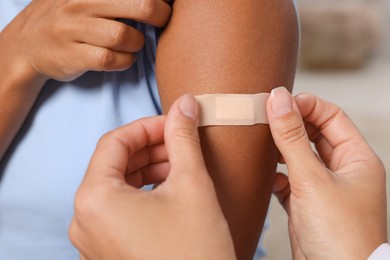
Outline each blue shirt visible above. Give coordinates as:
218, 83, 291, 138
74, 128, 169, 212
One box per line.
0, 1, 161, 259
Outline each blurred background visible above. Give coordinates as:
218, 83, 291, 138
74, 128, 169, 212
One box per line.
263, 0, 390, 258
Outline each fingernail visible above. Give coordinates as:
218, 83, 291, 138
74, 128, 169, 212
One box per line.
270, 87, 293, 115
179, 94, 198, 121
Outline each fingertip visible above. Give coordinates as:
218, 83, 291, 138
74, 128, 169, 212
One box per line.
269, 87, 293, 116
267, 87, 304, 134
272, 173, 291, 213
294, 92, 309, 106
164, 94, 204, 176
165, 94, 199, 136
294, 92, 312, 101
178, 94, 198, 122
273, 172, 289, 193
278, 154, 286, 164
294, 93, 316, 118
267, 89, 319, 175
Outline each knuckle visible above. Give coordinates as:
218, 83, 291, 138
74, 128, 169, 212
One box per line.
129, 31, 145, 51
375, 157, 386, 172
279, 120, 307, 144
61, 0, 85, 13
331, 105, 344, 121
95, 131, 126, 152
96, 132, 112, 149
331, 103, 342, 115
110, 24, 128, 47
74, 189, 96, 217
116, 54, 135, 71
74, 186, 110, 221
173, 126, 200, 144
94, 48, 116, 70
136, 0, 156, 20
68, 220, 80, 247
364, 153, 386, 174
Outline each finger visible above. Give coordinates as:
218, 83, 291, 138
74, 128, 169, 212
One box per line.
68, 219, 86, 258
126, 162, 170, 187
278, 154, 286, 164
304, 122, 334, 166
85, 116, 166, 185
267, 87, 323, 179
295, 93, 376, 168
126, 143, 168, 173
76, 18, 145, 53
295, 93, 364, 149
89, 0, 172, 28
140, 162, 170, 185
164, 94, 208, 179
272, 172, 291, 214
74, 43, 136, 72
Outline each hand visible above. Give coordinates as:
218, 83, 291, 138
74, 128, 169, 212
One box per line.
267, 87, 387, 259
69, 95, 236, 260
0, 0, 171, 82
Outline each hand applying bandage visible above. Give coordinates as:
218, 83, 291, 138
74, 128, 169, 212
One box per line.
69, 89, 388, 260
69, 94, 235, 260
268, 87, 388, 259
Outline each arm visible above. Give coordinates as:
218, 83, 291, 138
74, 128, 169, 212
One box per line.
0, 30, 45, 159
156, 0, 299, 258
0, 0, 171, 160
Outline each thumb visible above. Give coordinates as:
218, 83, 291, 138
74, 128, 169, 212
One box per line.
164, 94, 208, 178
267, 87, 321, 179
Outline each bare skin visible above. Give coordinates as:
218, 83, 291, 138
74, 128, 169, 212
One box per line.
0, 0, 171, 159
2, 1, 298, 258
70, 95, 236, 260
70, 91, 387, 259
270, 90, 387, 260
156, 0, 299, 258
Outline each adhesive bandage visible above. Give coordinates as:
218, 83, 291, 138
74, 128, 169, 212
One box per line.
195, 93, 270, 127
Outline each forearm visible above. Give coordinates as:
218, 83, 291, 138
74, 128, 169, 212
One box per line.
0, 68, 45, 159
0, 38, 45, 159
156, 0, 299, 258
0, 12, 48, 159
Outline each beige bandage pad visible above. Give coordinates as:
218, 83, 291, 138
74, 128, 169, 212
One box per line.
195, 93, 270, 127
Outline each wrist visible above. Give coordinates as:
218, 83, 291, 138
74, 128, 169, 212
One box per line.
0, 22, 48, 94
0, 54, 46, 159
0, 16, 48, 159
0, 53, 47, 95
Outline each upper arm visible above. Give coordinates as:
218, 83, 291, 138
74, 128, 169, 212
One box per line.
156, 0, 299, 258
